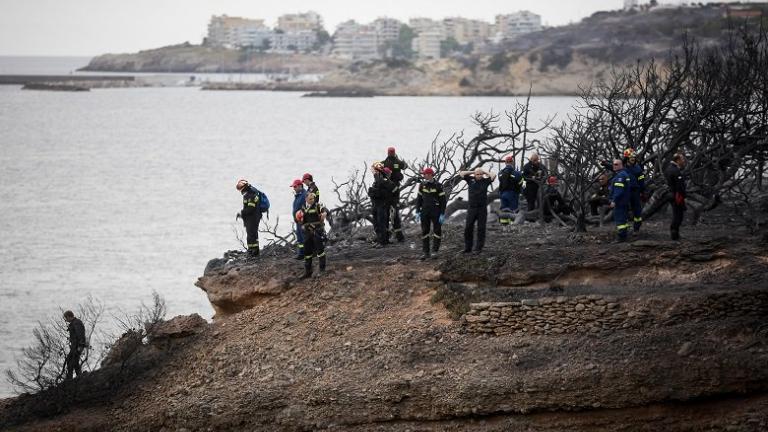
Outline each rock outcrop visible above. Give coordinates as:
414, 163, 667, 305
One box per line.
3, 220, 768, 431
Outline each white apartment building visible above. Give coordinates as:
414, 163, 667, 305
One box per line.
270, 30, 318, 53
412, 31, 443, 59
443, 17, 493, 44
373, 17, 403, 43
277, 11, 324, 32
408, 18, 446, 37
624, 0, 640, 10
333, 21, 380, 60
207, 15, 271, 48
494, 11, 543, 39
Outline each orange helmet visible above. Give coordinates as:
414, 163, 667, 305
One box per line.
236, 179, 249, 191
504, 155, 514, 163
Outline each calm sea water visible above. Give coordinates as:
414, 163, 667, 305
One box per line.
0, 62, 576, 397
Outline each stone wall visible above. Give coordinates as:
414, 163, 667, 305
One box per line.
463, 290, 768, 336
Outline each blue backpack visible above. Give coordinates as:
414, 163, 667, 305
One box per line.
249, 185, 270, 213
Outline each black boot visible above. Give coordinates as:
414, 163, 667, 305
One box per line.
432, 237, 441, 253
301, 258, 313, 279
319, 255, 326, 273
671, 230, 680, 241
421, 238, 431, 260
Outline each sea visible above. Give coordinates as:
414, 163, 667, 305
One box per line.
0, 56, 576, 397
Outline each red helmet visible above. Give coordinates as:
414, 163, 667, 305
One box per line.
547, 176, 558, 185
623, 148, 636, 158
504, 155, 514, 163
302, 173, 313, 181
387, 146, 396, 155
290, 179, 303, 188
236, 179, 249, 191
422, 167, 435, 176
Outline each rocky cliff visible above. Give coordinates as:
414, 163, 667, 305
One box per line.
2, 218, 767, 431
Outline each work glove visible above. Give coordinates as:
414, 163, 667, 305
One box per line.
415, 212, 421, 222
674, 192, 685, 206
438, 214, 445, 224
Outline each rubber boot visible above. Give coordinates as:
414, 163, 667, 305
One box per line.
301, 258, 313, 279
420, 238, 430, 260
671, 229, 680, 241
432, 237, 441, 253
319, 256, 326, 273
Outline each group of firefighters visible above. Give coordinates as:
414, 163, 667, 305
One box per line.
234, 146, 689, 276
59, 148, 690, 382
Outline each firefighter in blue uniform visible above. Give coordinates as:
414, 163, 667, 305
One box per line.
236, 179, 261, 258
291, 179, 307, 260
609, 159, 631, 242
415, 167, 447, 260
623, 148, 646, 233
498, 155, 525, 225
295, 192, 328, 278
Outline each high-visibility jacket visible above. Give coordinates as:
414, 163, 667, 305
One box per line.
416, 180, 447, 215
609, 169, 631, 206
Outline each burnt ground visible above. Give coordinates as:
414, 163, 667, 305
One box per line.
1, 214, 767, 431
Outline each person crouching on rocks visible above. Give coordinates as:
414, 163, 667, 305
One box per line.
295, 193, 328, 278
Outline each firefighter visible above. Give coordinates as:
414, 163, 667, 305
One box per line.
543, 176, 572, 223
498, 155, 525, 225
381, 147, 408, 242
236, 179, 262, 258
609, 159, 631, 242
522, 153, 544, 210
368, 163, 397, 247
303, 173, 320, 201
623, 148, 646, 233
291, 179, 307, 260
458, 168, 496, 253
295, 192, 328, 278
589, 173, 611, 216
665, 152, 687, 241
415, 167, 446, 260
63, 310, 86, 380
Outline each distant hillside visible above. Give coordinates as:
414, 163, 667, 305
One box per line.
82, 5, 765, 95
81, 42, 344, 75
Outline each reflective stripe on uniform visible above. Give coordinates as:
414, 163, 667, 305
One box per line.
634, 217, 642, 222
616, 224, 629, 230
317, 252, 326, 258
637, 175, 645, 180
432, 234, 441, 239
613, 183, 625, 187
422, 234, 431, 239
438, 192, 445, 196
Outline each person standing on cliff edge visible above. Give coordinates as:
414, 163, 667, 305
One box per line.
64, 310, 86, 380
381, 147, 408, 242
665, 153, 687, 241
458, 167, 496, 253
291, 179, 307, 260
236, 179, 264, 259
295, 193, 328, 278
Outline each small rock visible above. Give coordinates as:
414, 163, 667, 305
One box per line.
677, 342, 693, 356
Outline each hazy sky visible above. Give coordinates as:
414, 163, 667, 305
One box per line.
0, 0, 706, 56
